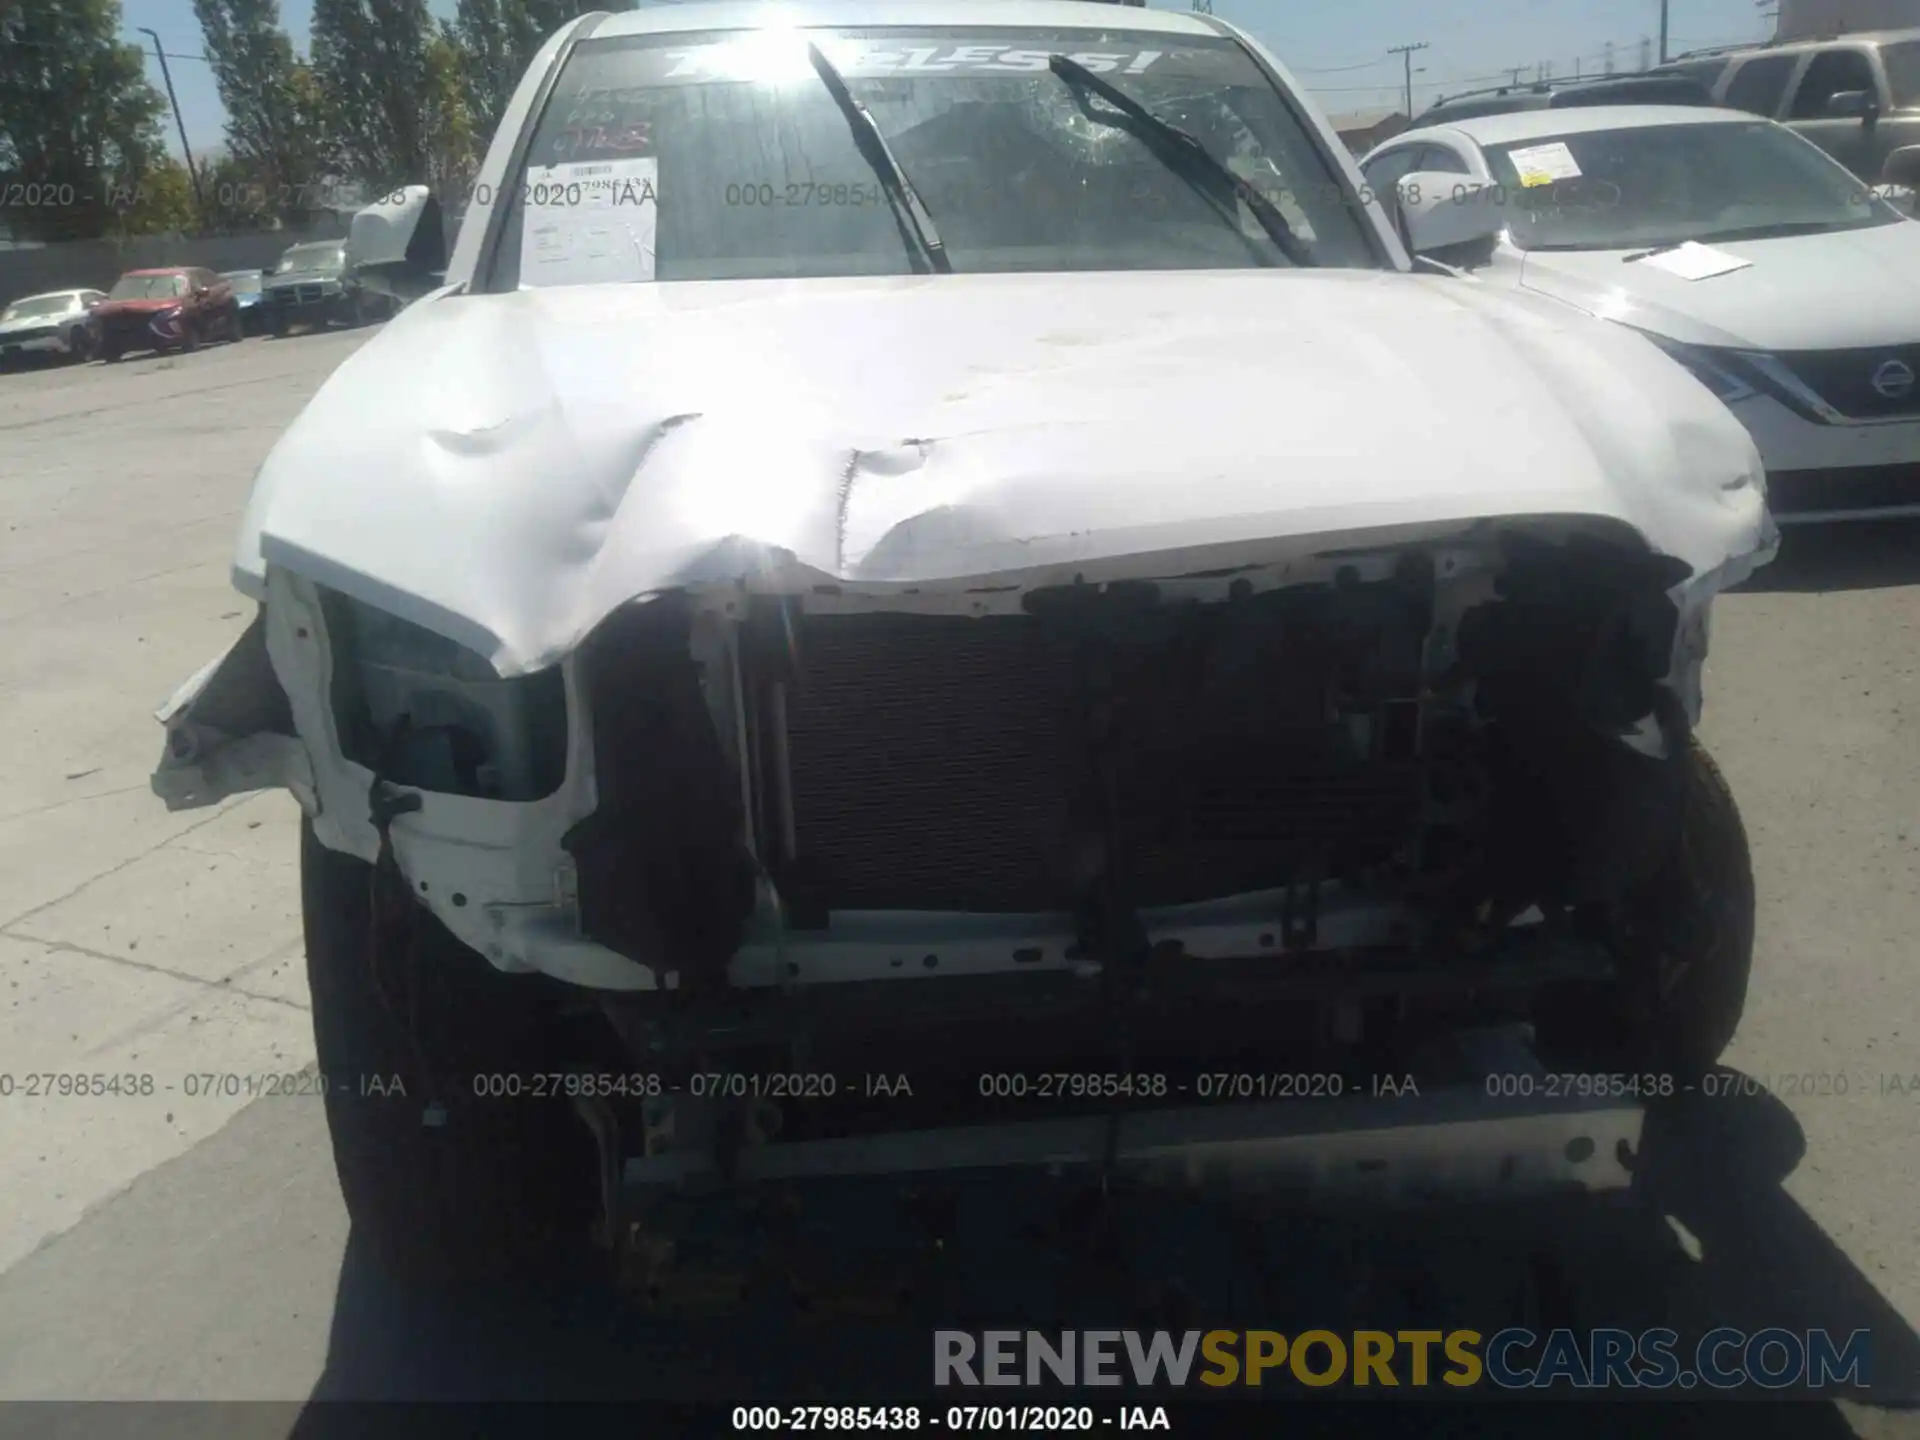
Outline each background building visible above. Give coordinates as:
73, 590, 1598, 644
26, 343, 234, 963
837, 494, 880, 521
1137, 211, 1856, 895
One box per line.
1328, 109, 1412, 155
1775, 0, 1919, 37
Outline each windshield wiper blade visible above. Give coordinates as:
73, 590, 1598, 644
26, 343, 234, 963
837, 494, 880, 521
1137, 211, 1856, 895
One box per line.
806, 42, 950, 274
1046, 53, 1314, 268
1621, 240, 1690, 262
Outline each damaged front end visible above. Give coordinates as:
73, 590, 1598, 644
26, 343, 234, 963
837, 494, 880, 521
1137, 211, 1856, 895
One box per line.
156, 512, 1755, 1248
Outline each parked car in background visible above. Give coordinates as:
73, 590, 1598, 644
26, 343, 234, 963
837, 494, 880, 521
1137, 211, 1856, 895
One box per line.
221, 269, 268, 335
89, 268, 241, 361
0, 288, 105, 366
1651, 29, 1920, 186
261, 240, 392, 334
1363, 104, 1920, 521
1417, 72, 1714, 125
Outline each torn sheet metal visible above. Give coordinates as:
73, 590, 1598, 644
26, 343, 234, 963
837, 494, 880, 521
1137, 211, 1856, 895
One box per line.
232, 267, 1771, 677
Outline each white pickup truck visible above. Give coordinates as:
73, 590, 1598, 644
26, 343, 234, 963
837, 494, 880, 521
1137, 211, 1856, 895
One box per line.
153, 0, 1776, 1300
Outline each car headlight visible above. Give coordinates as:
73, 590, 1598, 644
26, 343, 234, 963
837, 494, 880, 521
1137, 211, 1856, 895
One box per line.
319, 590, 567, 801
1638, 333, 1758, 404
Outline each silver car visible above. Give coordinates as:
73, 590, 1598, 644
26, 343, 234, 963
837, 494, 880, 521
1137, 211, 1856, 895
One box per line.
0, 288, 106, 365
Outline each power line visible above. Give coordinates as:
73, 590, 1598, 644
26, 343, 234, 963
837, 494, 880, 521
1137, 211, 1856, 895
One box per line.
1293, 54, 1397, 74
0, 34, 208, 61
1308, 29, 1669, 97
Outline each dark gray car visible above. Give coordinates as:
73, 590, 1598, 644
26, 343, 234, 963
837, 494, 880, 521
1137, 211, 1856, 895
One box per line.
261, 240, 389, 335
1655, 29, 1920, 187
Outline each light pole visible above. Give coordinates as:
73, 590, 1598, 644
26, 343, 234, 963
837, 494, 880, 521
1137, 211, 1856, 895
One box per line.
1658, 0, 1670, 62
137, 27, 205, 225
1388, 41, 1429, 117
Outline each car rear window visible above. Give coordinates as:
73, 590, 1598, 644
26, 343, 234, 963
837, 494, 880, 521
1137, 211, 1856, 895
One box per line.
482, 25, 1385, 288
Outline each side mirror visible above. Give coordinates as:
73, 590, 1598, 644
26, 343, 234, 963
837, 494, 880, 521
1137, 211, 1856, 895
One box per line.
1398, 172, 1506, 258
1825, 88, 1877, 120
1882, 144, 1920, 189
349, 185, 447, 307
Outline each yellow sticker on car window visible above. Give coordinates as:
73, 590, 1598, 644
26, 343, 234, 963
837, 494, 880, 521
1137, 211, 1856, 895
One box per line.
1507, 141, 1583, 189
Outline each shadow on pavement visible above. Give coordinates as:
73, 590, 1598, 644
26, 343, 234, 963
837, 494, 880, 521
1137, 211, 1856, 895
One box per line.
285, 1077, 1920, 1435
1737, 521, 1920, 595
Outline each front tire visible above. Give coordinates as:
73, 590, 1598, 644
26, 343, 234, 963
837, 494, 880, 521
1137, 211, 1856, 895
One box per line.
302, 822, 597, 1292
1537, 737, 1756, 1077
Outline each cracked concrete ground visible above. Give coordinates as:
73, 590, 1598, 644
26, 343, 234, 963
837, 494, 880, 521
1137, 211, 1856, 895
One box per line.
0, 333, 355, 1274
0, 327, 1916, 1420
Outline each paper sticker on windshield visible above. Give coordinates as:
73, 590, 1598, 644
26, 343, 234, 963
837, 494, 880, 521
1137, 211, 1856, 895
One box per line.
1633, 241, 1752, 281
520, 157, 658, 288
1507, 142, 1582, 188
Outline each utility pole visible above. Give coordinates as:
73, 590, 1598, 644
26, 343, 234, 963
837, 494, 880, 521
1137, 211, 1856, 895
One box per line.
1658, 0, 1670, 61
1506, 65, 1526, 85
1605, 40, 1617, 74
1388, 41, 1429, 117
137, 27, 204, 226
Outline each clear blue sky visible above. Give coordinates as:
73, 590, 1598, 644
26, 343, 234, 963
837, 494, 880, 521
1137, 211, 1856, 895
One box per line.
118, 0, 1777, 159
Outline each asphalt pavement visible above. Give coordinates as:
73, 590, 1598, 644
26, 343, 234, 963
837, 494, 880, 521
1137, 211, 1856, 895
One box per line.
0, 331, 1916, 1433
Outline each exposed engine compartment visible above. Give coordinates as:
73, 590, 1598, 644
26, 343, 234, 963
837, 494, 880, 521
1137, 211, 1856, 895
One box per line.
560, 526, 1696, 1017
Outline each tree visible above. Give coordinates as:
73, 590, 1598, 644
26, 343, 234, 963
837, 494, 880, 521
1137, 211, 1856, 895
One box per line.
0, 0, 171, 240
106, 154, 197, 235
424, 24, 479, 195
449, 0, 581, 152
309, 0, 433, 188
191, 0, 327, 222
198, 148, 278, 231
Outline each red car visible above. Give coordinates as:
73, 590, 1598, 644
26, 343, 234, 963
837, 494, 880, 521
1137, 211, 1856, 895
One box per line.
89, 266, 241, 361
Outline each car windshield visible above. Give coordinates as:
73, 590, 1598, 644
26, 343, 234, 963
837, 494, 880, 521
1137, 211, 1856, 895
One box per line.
222, 271, 263, 294
2, 295, 73, 319
1484, 119, 1901, 251
487, 25, 1382, 287
1883, 38, 1920, 107
277, 244, 345, 274
107, 274, 188, 300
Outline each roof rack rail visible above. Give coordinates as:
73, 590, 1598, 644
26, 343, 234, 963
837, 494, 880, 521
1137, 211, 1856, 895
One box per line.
1426, 81, 1550, 107
1668, 33, 1820, 60
1425, 70, 1691, 111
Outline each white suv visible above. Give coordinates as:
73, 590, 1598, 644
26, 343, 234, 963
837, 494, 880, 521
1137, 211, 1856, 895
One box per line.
1364, 104, 1920, 521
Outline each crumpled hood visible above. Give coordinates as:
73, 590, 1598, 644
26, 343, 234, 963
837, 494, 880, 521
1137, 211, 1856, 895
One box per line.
265, 270, 341, 287
1517, 218, 1920, 350
237, 269, 1770, 676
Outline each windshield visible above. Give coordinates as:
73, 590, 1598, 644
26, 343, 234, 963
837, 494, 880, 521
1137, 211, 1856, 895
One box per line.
2, 294, 74, 319
107, 273, 188, 300
487, 26, 1381, 287
1884, 38, 1920, 107
277, 244, 346, 275
1485, 119, 1901, 251
222, 271, 263, 294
